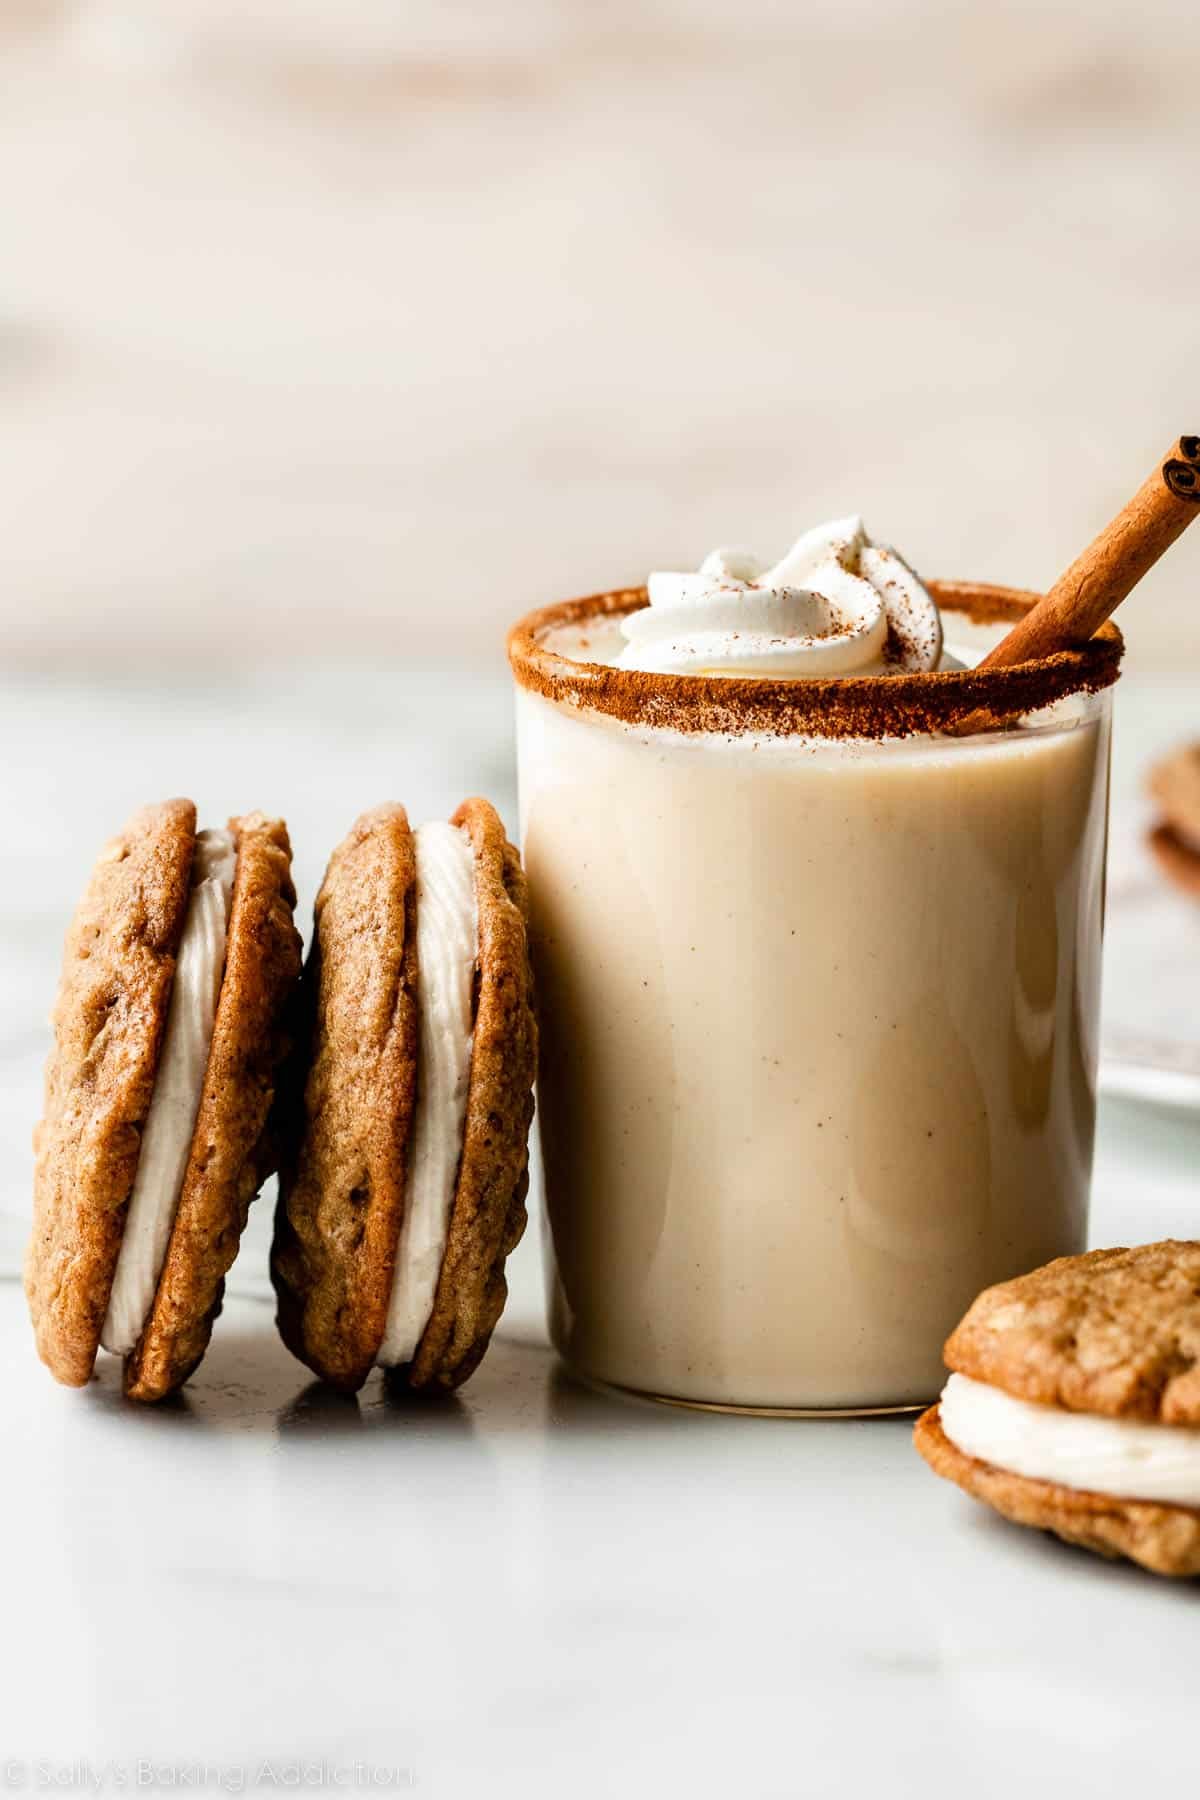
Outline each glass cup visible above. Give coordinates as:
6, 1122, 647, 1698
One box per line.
508, 583, 1121, 1414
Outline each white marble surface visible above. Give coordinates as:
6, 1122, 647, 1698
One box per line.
1, 664, 1199, 1797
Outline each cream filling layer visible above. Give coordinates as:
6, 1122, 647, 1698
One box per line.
377, 821, 479, 1368
939, 1372, 1200, 1508
101, 829, 236, 1356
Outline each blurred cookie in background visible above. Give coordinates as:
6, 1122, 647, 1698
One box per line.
1148, 743, 1200, 899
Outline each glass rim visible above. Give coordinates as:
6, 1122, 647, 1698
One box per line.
507, 580, 1123, 741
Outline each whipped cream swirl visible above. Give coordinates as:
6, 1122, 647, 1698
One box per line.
619, 516, 944, 678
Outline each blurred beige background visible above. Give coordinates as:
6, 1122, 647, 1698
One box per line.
1, 0, 1198, 674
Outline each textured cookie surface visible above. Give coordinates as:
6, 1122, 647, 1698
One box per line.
915, 1405, 1200, 1578
945, 1241, 1200, 1424
405, 797, 537, 1392
124, 814, 302, 1401
26, 799, 197, 1386
271, 805, 420, 1392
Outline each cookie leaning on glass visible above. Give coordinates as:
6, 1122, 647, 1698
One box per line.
270, 798, 537, 1395
26, 800, 302, 1401
916, 1242, 1200, 1578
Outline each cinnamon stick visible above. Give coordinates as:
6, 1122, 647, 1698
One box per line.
978, 435, 1200, 671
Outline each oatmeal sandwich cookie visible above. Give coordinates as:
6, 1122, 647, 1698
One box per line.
1147, 742, 1200, 899
916, 1241, 1200, 1577
271, 798, 536, 1394
26, 800, 302, 1401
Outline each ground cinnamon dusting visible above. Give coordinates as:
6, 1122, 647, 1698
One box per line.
507, 581, 1123, 740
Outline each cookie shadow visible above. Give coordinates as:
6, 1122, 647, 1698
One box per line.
276, 1379, 366, 1435
85, 1311, 800, 1443
85, 1302, 321, 1433
968, 1502, 1200, 1597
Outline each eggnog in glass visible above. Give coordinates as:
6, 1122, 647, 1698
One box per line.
509, 520, 1120, 1413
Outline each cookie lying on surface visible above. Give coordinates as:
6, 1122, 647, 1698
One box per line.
915, 1241, 1200, 1577
1148, 743, 1200, 899
271, 798, 537, 1395
26, 800, 302, 1401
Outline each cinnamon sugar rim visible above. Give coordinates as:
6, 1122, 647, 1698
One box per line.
507, 580, 1123, 740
